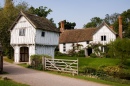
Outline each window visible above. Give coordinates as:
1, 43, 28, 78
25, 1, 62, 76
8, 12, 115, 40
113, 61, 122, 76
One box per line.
63, 43, 66, 52
86, 41, 89, 44
101, 35, 106, 41
41, 32, 45, 37
72, 43, 75, 50
19, 28, 25, 36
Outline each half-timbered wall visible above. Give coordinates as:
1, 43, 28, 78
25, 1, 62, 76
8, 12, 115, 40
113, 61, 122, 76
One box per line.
10, 16, 36, 45
93, 26, 116, 45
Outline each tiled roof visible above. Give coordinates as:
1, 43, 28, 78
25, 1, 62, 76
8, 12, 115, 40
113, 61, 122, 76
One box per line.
10, 11, 59, 32
59, 28, 96, 43
59, 21, 117, 44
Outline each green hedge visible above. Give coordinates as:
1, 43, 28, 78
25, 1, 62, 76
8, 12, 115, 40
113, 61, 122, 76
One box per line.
80, 66, 130, 85
30, 54, 51, 70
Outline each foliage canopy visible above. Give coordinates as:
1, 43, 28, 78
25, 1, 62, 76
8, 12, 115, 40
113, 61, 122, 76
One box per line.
107, 38, 130, 64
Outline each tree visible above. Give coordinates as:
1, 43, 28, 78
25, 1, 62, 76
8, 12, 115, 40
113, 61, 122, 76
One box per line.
104, 13, 119, 25
0, 0, 56, 58
0, 0, 18, 58
110, 9, 130, 38
84, 17, 102, 28
28, 6, 52, 18
0, 0, 29, 58
28, 6, 56, 26
121, 9, 130, 38
107, 38, 130, 65
15, 1, 29, 11
58, 20, 76, 29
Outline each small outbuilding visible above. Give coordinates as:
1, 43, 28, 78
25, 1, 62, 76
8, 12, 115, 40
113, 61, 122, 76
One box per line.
10, 11, 59, 64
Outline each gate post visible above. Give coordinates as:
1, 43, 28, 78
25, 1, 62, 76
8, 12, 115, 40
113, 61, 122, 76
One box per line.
42, 57, 45, 71
0, 43, 3, 74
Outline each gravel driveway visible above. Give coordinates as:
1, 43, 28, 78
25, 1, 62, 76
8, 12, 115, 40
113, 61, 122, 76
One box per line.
2, 61, 108, 86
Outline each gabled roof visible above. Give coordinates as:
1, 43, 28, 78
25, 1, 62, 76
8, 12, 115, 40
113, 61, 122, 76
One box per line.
10, 11, 59, 32
94, 21, 117, 35
59, 21, 117, 44
59, 28, 96, 43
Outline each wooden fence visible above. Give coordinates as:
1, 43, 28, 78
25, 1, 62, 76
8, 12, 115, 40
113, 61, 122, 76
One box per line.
43, 58, 78, 75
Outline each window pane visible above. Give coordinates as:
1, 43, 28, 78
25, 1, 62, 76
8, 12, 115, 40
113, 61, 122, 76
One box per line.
63, 43, 66, 52
101, 36, 103, 41
86, 41, 89, 44
41, 32, 45, 37
19, 28, 25, 36
104, 36, 106, 41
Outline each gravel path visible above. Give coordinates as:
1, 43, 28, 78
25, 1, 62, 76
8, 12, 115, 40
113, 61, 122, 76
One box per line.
2, 61, 108, 86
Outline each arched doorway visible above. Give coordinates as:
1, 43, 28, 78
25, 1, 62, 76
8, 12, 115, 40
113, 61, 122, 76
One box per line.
20, 47, 29, 62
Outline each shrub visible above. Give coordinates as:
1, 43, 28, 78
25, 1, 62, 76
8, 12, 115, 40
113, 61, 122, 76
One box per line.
107, 38, 130, 64
30, 54, 52, 70
67, 49, 85, 57
103, 66, 120, 77
82, 66, 97, 75
76, 50, 85, 57
90, 53, 97, 58
55, 51, 68, 56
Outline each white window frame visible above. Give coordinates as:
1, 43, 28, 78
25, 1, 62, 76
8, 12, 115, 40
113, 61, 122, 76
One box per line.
101, 35, 106, 41
19, 28, 26, 36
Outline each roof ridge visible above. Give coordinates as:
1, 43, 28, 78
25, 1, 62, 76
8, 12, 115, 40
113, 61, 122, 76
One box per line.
10, 11, 59, 32
64, 28, 96, 32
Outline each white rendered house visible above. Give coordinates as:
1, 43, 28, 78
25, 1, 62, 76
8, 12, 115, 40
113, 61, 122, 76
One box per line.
59, 21, 117, 56
10, 11, 59, 64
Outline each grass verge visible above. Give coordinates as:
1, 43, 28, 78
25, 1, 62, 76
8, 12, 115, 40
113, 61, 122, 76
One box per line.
3, 56, 14, 63
0, 77, 28, 86
46, 71, 130, 86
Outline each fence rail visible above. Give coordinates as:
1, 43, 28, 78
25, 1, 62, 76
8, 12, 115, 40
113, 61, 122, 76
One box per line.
43, 58, 78, 75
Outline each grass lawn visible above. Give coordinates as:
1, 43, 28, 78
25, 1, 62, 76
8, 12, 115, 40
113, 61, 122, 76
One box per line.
55, 56, 121, 69
0, 78, 28, 86
55, 56, 130, 86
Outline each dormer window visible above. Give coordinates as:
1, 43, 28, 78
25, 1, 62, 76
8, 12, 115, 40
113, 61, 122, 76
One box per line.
19, 28, 25, 36
41, 32, 45, 37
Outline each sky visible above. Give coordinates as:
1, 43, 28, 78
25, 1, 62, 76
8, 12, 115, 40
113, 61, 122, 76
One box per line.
0, 0, 130, 28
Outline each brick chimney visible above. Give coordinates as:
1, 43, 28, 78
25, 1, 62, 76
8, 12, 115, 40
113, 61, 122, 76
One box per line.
60, 21, 65, 33
110, 25, 113, 30
118, 15, 122, 39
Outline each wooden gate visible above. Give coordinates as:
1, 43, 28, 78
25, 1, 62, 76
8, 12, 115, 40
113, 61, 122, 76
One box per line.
43, 58, 78, 75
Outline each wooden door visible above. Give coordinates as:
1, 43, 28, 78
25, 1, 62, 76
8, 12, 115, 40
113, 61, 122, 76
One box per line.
20, 47, 29, 62
87, 48, 92, 56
